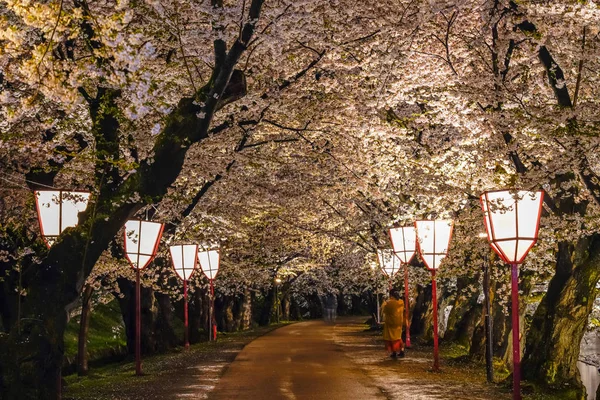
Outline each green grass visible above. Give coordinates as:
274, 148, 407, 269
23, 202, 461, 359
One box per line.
64, 300, 127, 365
63, 323, 291, 399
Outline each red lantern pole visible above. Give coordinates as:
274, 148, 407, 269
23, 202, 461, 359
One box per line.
431, 269, 440, 372
135, 268, 142, 376
184, 279, 189, 349
404, 263, 411, 348
511, 263, 521, 400
209, 280, 214, 341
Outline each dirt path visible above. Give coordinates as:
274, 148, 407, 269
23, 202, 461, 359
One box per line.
65, 318, 511, 399
333, 318, 511, 399
209, 320, 385, 400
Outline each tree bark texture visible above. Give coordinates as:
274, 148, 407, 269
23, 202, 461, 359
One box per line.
76, 285, 94, 376
523, 236, 600, 396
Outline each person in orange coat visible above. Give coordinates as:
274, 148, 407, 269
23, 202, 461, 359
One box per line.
382, 289, 405, 358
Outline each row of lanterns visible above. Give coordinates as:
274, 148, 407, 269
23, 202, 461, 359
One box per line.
376, 189, 544, 400
33, 188, 544, 399
34, 191, 220, 376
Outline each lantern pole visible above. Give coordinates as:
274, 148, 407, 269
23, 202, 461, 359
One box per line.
135, 267, 142, 376
431, 269, 440, 372
376, 291, 380, 324
209, 279, 215, 341
510, 263, 521, 400
184, 279, 189, 349
404, 263, 411, 348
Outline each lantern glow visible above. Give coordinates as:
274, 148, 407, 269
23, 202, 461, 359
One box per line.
376, 248, 401, 278
389, 226, 417, 264
170, 244, 198, 281
480, 190, 544, 264
389, 225, 417, 348
480, 189, 543, 400
34, 190, 91, 247
198, 247, 220, 280
415, 219, 454, 270
124, 220, 164, 270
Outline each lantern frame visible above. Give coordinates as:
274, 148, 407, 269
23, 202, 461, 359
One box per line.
376, 248, 402, 278
415, 219, 454, 271
124, 219, 164, 270
198, 245, 220, 342
389, 226, 417, 264
198, 246, 220, 281
34, 190, 91, 248
480, 189, 544, 265
169, 244, 198, 281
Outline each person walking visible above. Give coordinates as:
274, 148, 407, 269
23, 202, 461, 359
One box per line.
382, 289, 405, 358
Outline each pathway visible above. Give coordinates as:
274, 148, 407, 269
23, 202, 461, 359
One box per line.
209, 317, 509, 400
209, 319, 385, 400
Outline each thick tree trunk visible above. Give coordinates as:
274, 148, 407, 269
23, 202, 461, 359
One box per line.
77, 285, 94, 376
154, 292, 177, 351
410, 284, 431, 337
115, 278, 157, 354
259, 287, 275, 326
282, 291, 290, 321
188, 290, 205, 343
444, 278, 481, 347
240, 288, 253, 330
522, 236, 600, 396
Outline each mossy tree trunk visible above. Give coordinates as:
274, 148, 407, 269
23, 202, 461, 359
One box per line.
522, 237, 600, 396
444, 277, 482, 350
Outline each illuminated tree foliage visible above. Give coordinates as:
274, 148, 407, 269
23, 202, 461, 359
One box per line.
1, 0, 600, 398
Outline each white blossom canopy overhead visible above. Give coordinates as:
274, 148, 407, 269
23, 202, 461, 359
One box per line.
480, 190, 544, 265
34, 190, 90, 248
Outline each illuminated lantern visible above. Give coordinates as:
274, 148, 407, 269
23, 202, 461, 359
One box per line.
34, 190, 91, 247
415, 219, 453, 372
198, 246, 220, 341
389, 226, 417, 347
123, 219, 164, 376
169, 244, 198, 349
481, 190, 543, 400
376, 248, 401, 280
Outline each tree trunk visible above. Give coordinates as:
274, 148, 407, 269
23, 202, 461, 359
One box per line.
259, 287, 275, 326
281, 291, 290, 321
522, 236, 600, 396
154, 292, 177, 351
77, 285, 94, 376
188, 290, 204, 343
240, 288, 253, 330
444, 278, 480, 344
115, 278, 157, 354
410, 284, 431, 337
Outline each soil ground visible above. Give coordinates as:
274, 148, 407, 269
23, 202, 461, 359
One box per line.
64, 317, 513, 399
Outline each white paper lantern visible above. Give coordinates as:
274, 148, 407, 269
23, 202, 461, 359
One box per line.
389, 226, 417, 264
415, 219, 454, 271
124, 220, 164, 270
169, 244, 198, 281
480, 190, 544, 264
198, 247, 220, 280
34, 190, 91, 247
